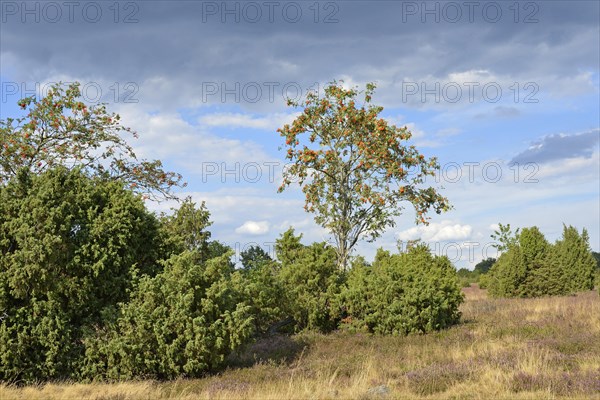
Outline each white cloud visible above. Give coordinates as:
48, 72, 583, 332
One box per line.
534, 152, 600, 179
111, 108, 276, 175
396, 220, 473, 242
198, 112, 299, 131
235, 220, 271, 235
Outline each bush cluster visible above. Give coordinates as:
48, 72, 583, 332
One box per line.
82, 251, 254, 381
0, 167, 160, 382
338, 245, 464, 335
486, 226, 597, 297
0, 168, 464, 383
0, 169, 252, 382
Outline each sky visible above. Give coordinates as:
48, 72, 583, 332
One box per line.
1, 0, 599, 268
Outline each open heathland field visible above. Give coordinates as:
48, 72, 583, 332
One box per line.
1, 285, 599, 400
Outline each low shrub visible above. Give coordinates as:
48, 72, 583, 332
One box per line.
0, 168, 160, 383
339, 245, 464, 335
81, 251, 254, 381
276, 230, 344, 333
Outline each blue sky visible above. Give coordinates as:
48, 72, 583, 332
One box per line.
1, 1, 599, 267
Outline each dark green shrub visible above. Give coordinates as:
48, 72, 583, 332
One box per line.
486, 245, 526, 297
231, 260, 286, 335
487, 225, 596, 298
487, 227, 551, 297
158, 196, 212, 260
339, 245, 463, 335
275, 229, 344, 332
82, 251, 254, 380
231, 244, 285, 335
240, 245, 273, 271
553, 225, 596, 293
519, 227, 553, 296
0, 167, 160, 382
474, 257, 496, 274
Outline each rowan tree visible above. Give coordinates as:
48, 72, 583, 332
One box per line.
0, 82, 183, 200
277, 81, 450, 269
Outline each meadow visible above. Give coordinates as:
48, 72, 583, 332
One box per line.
1, 285, 598, 400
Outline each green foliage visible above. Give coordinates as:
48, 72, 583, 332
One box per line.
592, 251, 600, 269
491, 223, 520, 252
474, 257, 496, 274
487, 225, 596, 298
0, 167, 160, 382
277, 81, 450, 269
553, 226, 596, 293
478, 273, 491, 289
486, 246, 526, 297
82, 251, 254, 381
458, 277, 474, 288
519, 227, 553, 296
454, 258, 496, 288
240, 245, 273, 271
206, 240, 234, 261
274, 228, 305, 266
593, 252, 600, 293
0, 82, 182, 200
488, 227, 551, 297
231, 261, 286, 335
456, 268, 479, 287
158, 196, 212, 262
339, 245, 463, 335
232, 245, 284, 334
275, 229, 344, 332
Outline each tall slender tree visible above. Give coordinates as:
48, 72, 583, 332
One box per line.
278, 82, 450, 270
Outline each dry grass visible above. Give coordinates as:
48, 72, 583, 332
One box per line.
2, 285, 599, 400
